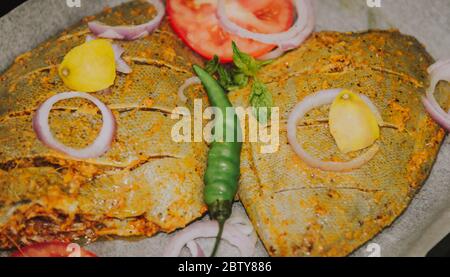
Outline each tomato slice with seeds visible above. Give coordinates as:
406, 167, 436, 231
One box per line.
167, 0, 295, 62
11, 242, 97, 257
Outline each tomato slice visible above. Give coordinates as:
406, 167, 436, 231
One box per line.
11, 242, 97, 257
167, 0, 294, 62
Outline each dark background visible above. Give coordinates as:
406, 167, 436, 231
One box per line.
1, 0, 449, 258
0, 0, 27, 17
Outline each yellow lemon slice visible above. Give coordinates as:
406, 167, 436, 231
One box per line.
59, 39, 116, 92
329, 90, 380, 153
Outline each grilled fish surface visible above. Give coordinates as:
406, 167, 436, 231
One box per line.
0, 1, 208, 248
229, 31, 450, 256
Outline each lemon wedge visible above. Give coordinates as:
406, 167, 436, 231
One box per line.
59, 39, 116, 92
329, 90, 380, 153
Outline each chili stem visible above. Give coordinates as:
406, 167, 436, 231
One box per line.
210, 220, 225, 257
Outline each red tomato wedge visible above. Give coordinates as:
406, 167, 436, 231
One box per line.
11, 242, 97, 257
167, 0, 295, 62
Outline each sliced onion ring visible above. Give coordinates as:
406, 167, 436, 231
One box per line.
186, 241, 205, 257
423, 96, 450, 130
33, 92, 116, 159
276, 0, 316, 52
163, 218, 256, 257
88, 0, 165, 40
423, 59, 450, 131
112, 44, 132, 74
217, 0, 315, 53
428, 59, 450, 75
85, 35, 96, 42
86, 35, 132, 74
178, 77, 201, 103
287, 89, 381, 172
258, 48, 286, 61
258, 2, 316, 61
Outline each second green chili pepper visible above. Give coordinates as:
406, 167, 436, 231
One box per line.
193, 65, 242, 257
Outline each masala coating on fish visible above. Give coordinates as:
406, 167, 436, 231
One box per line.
229, 30, 450, 256
0, 1, 208, 248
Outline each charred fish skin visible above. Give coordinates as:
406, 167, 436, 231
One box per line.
0, 1, 208, 249
230, 31, 450, 257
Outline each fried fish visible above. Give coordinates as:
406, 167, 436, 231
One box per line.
229, 31, 450, 256
0, 1, 208, 248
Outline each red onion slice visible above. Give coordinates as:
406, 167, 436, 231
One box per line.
186, 241, 206, 258
428, 59, 450, 75
422, 59, 450, 131
163, 217, 256, 257
85, 35, 96, 42
422, 96, 450, 130
287, 89, 380, 172
33, 92, 116, 159
112, 44, 132, 74
258, 48, 286, 61
178, 77, 201, 103
278, 0, 316, 51
257, 1, 316, 60
217, 0, 315, 52
85, 35, 132, 74
88, 0, 165, 41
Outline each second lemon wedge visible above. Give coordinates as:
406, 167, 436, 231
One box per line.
59, 39, 116, 92
329, 90, 380, 154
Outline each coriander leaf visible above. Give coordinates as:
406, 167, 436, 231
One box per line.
205, 55, 220, 75
232, 42, 272, 77
250, 79, 273, 123
217, 65, 235, 91
213, 64, 248, 91
231, 69, 249, 89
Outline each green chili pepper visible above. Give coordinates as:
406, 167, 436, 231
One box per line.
193, 65, 242, 257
